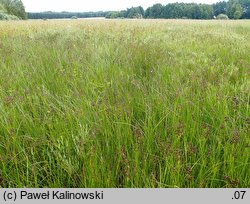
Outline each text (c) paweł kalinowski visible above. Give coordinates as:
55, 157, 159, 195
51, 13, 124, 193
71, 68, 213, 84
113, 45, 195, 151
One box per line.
20, 190, 104, 200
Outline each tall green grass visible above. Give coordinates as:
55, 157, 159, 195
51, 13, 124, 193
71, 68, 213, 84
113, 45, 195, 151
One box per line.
0, 19, 249, 187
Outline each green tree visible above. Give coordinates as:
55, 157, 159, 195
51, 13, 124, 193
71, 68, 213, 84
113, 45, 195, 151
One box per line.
106, 11, 120, 19
126, 6, 144, 18
0, 0, 27, 19
227, 0, 243, 19
239, 0, 250, 18
146, 4, 163, 18
200, 4, 214, 19
234, 6, 243, 18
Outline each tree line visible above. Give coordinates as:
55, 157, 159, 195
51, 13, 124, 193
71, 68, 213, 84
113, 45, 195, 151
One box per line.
0, 0, 26, 20
1, 0, 249, 20
106, 0, 250, 19
28, 11, 109, 20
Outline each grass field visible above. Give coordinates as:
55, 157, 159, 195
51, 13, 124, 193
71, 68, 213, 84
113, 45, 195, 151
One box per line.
0, 19, 249, 188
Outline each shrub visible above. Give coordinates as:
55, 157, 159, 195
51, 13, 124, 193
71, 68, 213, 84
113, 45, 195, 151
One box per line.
0, 11, 6, 19
0, 11, 19, 20
105, 11, 120, 19
216, 14, 229, 20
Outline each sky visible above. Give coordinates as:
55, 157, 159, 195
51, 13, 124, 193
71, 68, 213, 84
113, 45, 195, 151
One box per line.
22, 0, 220, 12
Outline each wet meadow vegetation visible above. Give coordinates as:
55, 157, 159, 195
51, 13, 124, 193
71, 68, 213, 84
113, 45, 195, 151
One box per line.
0, 19, 249, 187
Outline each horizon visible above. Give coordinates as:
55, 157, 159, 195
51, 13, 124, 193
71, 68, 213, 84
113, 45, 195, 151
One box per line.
22, 0, 220, 13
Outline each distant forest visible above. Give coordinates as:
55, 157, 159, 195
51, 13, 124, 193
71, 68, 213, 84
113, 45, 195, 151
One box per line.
106, 0, 250, 19
28, 11, 108, 20
27, 0, 250, 20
